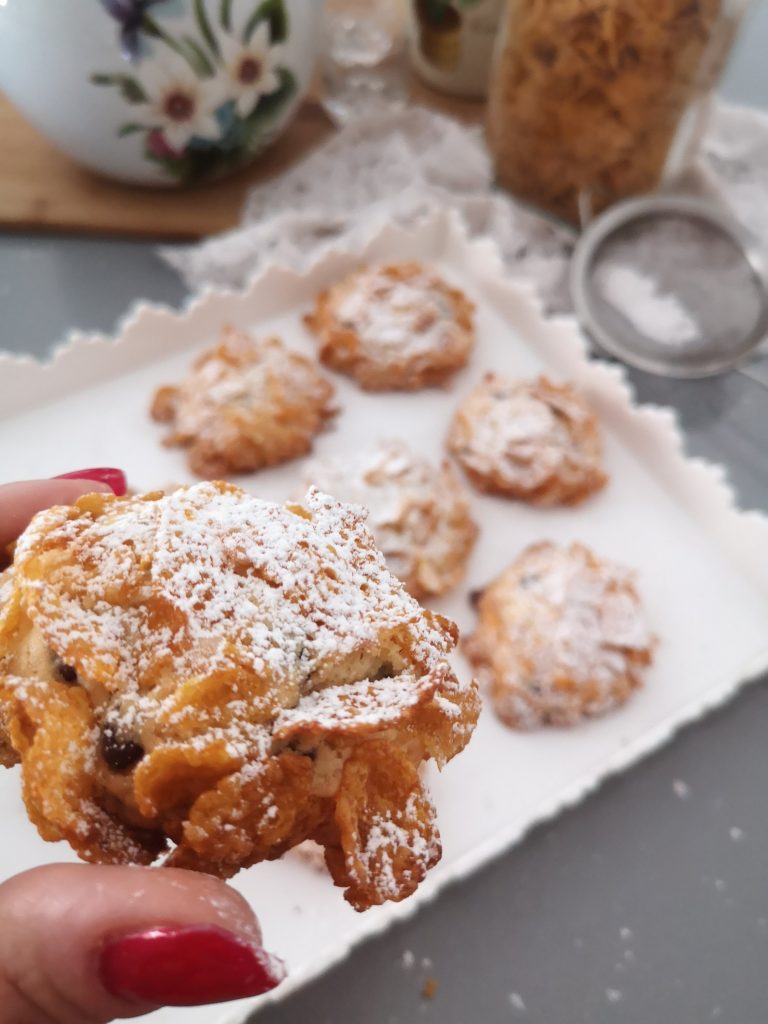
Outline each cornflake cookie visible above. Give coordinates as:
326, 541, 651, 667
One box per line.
448, 374, 607, 505
303, 442, 478, 600
465, 542, 654, 729
151, 327, 335, 478
0, 482, 479, 911
304, 262, 475, 391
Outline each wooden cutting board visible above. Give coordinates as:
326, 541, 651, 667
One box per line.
0, 80, 483, 240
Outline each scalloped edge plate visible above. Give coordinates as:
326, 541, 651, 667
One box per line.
1, 211, 767, 1024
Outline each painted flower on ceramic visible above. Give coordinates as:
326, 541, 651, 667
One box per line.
132, 53, 225, 151
217, 21, 284, 118
91, 0, 296, 184
100, 0, 164, 62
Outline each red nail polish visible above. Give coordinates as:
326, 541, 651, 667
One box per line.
53, 468, 127, 496
99, 926, 285, 1007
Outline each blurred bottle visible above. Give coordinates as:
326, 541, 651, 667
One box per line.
407, 0, 503, 99
321, 0, 408, 125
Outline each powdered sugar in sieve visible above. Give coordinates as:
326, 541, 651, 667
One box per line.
571, 196, 768, 378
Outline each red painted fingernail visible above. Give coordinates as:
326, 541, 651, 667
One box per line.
99, 926, 285, 1007
53, 468, 127, 496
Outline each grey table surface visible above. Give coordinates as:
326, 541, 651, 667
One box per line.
2, 9, 768, 1022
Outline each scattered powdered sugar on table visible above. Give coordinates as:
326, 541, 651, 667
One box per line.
672, 779, 691, 799
508, 992, 527, 1013
594, 263, 700, 347
402, 950, 416, 970
730, 826, 744, 842
605, 988, 623, 1004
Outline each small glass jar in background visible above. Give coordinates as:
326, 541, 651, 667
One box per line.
407, 0, 504, 99
486, 0, 753, 224
321, 0, 408, 125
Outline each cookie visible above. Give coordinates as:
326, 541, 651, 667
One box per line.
465, 542, 653, 729
303, 442, 478, 599
151, 326, 335, 477
448, 375, 607, 505
0, 482, 479, 911
304, 263, 475, 391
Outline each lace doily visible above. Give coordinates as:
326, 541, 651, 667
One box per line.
162, 101, 768, 368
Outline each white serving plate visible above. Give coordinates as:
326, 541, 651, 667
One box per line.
1, 212, 767, 1024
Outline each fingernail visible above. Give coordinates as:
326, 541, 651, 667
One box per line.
99, 925, 285, 1007
53, 468, 127, 496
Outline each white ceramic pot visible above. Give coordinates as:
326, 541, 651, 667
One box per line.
0, 0, 320, 186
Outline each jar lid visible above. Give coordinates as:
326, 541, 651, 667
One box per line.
570, 195, 768, 378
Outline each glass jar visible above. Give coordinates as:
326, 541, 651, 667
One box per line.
487, 0, 751, 224
407, 0, 504, 99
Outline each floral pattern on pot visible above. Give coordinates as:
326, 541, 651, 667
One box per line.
92, 0, 296, 184
101, 0, 166, 62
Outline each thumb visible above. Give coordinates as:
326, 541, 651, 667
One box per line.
0, 864, 285, 1024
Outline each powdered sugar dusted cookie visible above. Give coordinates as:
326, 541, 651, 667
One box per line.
448, 375, 607, 505
465, 542, 653, 729
0, 482, 479, 911
304, 263, 475, 391
303, 442, 478, 599
151, 326, 335, 478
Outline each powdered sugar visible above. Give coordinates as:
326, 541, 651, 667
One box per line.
274, 671, 438, 740
335, 266, 464, 362
0, 568, 16, 631
355, 790, 440, 902
172, 334, 332, 440
151, 329, 335, 477
512, 545, 652, 687
303, 442, 477, 597
466, 542, 654, 729
458, 388, 567, 488
14, 483, 454, 751
0, 568, 14, 606
449, 376, 605, 502
595, 263, 701, 347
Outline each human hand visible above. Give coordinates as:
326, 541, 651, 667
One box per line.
0, 472, 284, 1024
